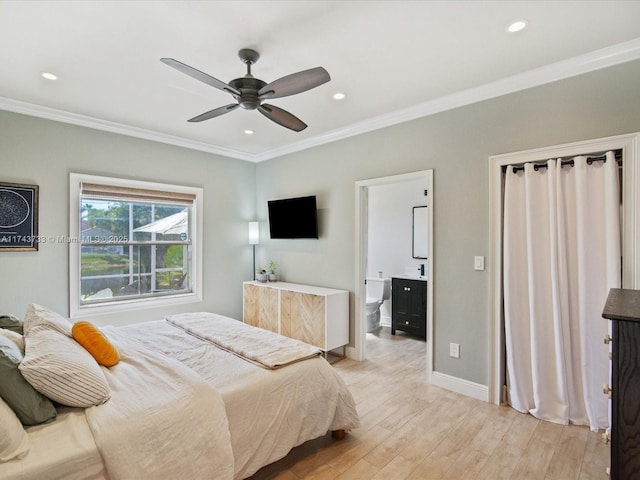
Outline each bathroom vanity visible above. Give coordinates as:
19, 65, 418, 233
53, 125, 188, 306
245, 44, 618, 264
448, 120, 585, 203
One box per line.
391, 276, 427, 338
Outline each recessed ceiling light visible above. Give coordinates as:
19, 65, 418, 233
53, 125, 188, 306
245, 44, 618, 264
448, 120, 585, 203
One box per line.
333, 92, 345, 100
507, 20, 527, 33
41, 72, 58, 80
244, 129, 254, 135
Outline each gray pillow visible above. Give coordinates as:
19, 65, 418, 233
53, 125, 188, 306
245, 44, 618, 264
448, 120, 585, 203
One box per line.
0, 315, 23, 334
0, 335, 56, 426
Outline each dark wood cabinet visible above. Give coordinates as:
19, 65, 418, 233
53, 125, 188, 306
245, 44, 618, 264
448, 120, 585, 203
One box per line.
391, 277, 426, 338
602, 288, 640, 480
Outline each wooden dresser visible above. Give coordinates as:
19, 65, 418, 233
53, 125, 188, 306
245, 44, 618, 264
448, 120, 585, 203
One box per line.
243, 281, 349, 354
602, 288, 640, 479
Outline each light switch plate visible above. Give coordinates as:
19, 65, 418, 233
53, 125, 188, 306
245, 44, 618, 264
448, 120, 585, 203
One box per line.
449, 342, 460, 358
474, 256, 485, 271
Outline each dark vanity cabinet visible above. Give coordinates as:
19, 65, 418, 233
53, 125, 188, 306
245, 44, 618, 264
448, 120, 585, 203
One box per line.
602, 288, 640, 479
391, 277, 426, 338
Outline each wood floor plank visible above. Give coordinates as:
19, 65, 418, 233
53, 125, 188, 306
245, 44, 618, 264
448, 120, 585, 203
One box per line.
511, 436, 557, 479
371, 454, 417, 480
247, 328, 610, 480
578, 430, 610, 479
545, 424, 589, 480
333, 459, 378, 480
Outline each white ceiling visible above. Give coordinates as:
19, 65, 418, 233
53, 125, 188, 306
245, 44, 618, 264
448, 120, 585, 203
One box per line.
1, 1, 640, 162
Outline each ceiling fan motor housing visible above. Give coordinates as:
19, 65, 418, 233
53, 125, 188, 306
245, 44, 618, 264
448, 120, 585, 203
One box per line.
229, 76, 267, 110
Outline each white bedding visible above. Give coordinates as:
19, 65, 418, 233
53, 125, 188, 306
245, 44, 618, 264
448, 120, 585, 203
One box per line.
0, 409, 105, 480
166, 312, 322, 368
136, 318, 360, 478
86, 326, 234, 480
0, 314, 359, 480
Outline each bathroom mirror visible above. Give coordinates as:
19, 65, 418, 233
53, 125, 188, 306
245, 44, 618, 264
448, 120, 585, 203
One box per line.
412, 206, 428, 259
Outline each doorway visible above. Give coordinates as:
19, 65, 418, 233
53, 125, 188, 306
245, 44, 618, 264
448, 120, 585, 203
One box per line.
354, 170, 434, 381
487, 132, 640, 405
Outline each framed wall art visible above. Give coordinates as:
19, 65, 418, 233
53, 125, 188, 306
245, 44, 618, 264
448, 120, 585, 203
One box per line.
0, 182, 39, 251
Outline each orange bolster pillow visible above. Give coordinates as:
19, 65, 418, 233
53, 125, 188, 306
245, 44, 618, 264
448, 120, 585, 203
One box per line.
71, 321, 120, 367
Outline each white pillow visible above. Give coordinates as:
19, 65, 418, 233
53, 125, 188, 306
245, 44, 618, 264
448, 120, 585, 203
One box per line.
0, 328, 24, 352
23, 304, 72, 336
20, 326, 110, 408
0, 396, 30, 462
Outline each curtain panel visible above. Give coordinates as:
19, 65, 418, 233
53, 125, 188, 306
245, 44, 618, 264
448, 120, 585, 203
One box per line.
503, 151, 620, 431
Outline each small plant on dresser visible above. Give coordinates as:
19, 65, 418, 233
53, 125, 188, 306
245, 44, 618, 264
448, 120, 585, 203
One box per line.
256, 267, 268, 283
267, 260, 278, 282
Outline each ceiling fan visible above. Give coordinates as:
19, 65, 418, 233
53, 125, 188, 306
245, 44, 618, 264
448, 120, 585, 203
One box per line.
161, 49, 330, 132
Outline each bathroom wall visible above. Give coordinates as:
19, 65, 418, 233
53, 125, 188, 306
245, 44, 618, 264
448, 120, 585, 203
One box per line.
367, 178, 427, 324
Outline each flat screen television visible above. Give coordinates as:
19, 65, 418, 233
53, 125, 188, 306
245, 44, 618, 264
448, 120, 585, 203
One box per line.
268, 195, 319, 239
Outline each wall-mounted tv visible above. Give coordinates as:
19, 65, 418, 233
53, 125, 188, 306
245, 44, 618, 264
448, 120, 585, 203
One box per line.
268, 195, 319, 239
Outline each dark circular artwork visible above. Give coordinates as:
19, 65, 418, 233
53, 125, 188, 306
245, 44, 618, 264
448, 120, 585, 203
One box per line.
0, 189, 30, 228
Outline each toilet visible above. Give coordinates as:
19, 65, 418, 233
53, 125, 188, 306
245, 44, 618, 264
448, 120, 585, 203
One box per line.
365, 277, 391, 332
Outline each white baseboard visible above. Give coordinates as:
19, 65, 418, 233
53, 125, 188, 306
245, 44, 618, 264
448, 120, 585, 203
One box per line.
345, 345, 362, 361
430, 371, 489, 402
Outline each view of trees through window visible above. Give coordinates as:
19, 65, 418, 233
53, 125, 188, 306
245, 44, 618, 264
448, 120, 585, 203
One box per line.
80, 199, 191, 303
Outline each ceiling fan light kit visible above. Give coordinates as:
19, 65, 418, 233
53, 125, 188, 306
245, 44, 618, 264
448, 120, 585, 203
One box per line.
161, 48, 330, 132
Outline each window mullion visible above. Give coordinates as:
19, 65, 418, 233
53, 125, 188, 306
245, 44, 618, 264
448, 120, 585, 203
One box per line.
128, 203, 134, 286
151, 204, 157, 292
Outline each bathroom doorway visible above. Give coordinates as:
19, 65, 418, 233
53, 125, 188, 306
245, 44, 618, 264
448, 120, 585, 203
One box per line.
354, 170, 433, 380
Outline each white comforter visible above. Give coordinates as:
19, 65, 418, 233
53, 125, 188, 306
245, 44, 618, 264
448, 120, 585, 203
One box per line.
128, 317, 360, 479
85, 327, 234, 480
167, 312, 322, 368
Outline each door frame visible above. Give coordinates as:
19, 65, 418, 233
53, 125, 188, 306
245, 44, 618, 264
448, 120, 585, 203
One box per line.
487, 132, 640, 405
353, 170, 434, 382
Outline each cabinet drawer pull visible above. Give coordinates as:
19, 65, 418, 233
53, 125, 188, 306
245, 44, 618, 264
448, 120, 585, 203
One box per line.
404, 287, 411, 292
604, 334, 612, 344
405, 321, 409, 325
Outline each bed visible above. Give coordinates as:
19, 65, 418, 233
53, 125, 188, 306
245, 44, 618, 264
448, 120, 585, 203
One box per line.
0, 306, 360, 480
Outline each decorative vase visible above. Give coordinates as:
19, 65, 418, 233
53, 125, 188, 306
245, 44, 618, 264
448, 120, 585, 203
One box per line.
268, 274, 278, 282
256, 273, 268, 283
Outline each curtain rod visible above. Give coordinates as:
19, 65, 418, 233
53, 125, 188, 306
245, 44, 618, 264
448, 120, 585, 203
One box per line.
504, 149, 623, 174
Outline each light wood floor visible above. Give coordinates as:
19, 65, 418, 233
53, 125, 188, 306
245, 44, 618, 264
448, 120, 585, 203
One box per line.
249, 327, 609, 480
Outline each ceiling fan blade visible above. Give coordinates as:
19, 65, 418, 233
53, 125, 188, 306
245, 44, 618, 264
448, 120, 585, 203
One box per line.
161, 58, 241, 96
258, 104, 307, 132
188, 104, 239, 122
258, 67, 330, 99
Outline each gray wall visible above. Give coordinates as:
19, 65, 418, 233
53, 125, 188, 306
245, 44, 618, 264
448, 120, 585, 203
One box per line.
0, 111, 256, 326
255, 59, 640, 386
2, 59, 639, 387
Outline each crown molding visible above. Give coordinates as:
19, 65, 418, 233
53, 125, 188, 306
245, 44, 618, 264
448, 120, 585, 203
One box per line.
2, 37, 640, 163
0, 97, 255, 161
256, 37, 640, 161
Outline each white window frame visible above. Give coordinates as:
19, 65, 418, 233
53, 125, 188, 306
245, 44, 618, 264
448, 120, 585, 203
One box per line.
69, 173, 203, 318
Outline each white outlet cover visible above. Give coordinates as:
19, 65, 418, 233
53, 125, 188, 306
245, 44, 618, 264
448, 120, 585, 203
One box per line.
474, 256, 485, 271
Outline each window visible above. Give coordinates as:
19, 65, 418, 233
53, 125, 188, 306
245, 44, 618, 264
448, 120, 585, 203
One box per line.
70, 174, 202, 317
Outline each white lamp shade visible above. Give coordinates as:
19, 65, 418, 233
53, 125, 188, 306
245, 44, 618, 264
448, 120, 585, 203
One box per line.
248, 222, 259, 245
